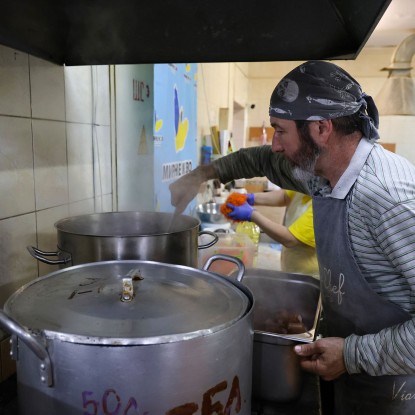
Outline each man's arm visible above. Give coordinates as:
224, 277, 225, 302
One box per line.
344, 320, 415, 376
169, 164, 218, 214
170, 146, 309, 214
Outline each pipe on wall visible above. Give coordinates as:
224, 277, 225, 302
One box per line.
376, 33, 415, 115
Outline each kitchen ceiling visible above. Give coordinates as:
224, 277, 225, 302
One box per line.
0, 0, 394, 66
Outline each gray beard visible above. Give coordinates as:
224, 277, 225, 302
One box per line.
292, 165, 315, 183
291, 153, 318, 183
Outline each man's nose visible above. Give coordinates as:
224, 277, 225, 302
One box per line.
271, 132, 283, 152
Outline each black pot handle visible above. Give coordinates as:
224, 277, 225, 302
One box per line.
202, 254, 245, 282
27, 246, 71, 265
197, 230, 219, 249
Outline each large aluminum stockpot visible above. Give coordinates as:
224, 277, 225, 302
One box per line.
27, 211, 218, 268
0, 257, 253, 415
241, 268, 321, 403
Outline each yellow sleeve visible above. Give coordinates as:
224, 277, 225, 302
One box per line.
287, 202, 315, 248
285, 189, 296, 200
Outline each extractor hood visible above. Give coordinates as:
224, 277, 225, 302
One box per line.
0, 0, 392, 66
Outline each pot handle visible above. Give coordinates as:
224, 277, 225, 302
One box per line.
0, 311, 53, 387
197, 230, 219, 249
27, 245, 71, 265
202, 254, 245, 282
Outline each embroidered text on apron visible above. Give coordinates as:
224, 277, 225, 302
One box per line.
313, 195, 415, 415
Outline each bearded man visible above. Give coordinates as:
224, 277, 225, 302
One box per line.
169, 60, 415, 414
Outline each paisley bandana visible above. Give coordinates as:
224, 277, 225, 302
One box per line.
269, 60, 380, 141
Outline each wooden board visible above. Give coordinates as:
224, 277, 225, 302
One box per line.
249, 127, 274, 143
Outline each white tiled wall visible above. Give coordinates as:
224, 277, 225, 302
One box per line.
0, 116, 35, 218
0, 45, 113, 312
32, 120, 68, 210
30, 56, 65, 121
0, 48, 31, 117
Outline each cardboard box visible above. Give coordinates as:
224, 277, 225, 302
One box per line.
244, 178, 267, 193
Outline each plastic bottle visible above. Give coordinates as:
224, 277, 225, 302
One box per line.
235, 221, 260, 248
201, 145, 212, 165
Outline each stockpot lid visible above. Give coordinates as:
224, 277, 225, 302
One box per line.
4, 260, 250, 345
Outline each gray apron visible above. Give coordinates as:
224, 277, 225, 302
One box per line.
313, 195, 415, 415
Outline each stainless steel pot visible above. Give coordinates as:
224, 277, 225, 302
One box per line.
0, 257, 253, 415
27, 211, 218, 268
241, 268, 321, 403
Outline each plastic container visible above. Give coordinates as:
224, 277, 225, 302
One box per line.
198, 233, 255, 275
201, 145, 212, 165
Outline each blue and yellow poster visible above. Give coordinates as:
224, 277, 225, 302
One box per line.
153, 63, 197, 213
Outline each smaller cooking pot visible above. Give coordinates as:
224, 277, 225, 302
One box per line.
238, 268, 321, 403
27, 211, 218, 268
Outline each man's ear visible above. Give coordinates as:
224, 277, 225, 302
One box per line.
310, 120, 332, 145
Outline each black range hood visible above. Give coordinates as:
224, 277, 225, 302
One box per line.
0, 0, 392, 66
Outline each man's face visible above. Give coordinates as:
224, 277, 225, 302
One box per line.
270, 117, 321, 178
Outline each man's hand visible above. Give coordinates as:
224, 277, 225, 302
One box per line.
294, 337, 346, 381
169, 165, 217, 214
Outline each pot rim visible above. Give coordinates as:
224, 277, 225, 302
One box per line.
54, 211, 201, 237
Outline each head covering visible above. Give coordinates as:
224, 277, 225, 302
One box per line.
269, 60, 380, 140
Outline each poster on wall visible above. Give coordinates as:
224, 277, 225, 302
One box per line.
115, 64, 154, 211
153, 63, 197, 214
